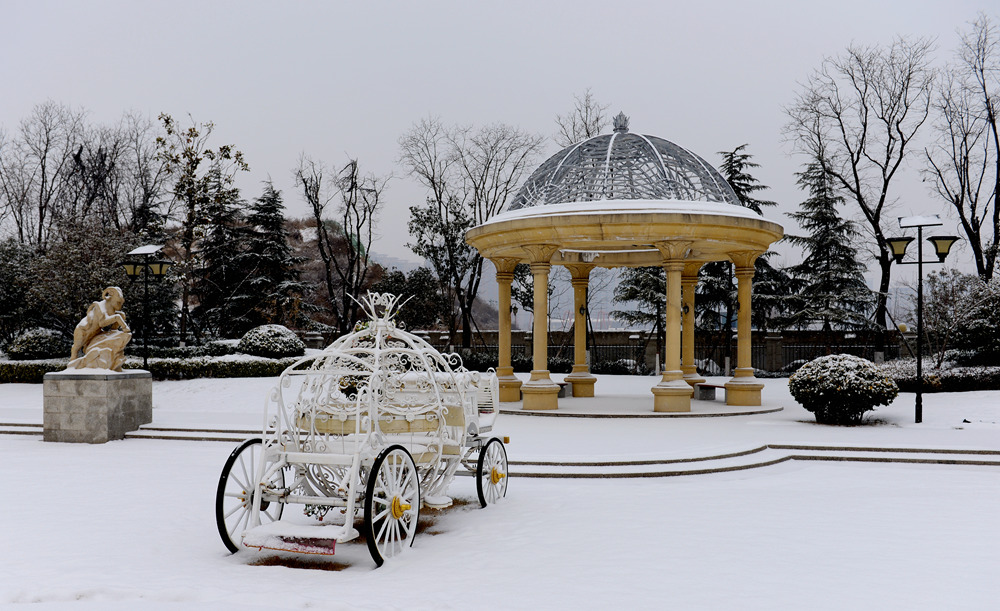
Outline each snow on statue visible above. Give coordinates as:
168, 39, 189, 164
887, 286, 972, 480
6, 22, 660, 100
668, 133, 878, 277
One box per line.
68, 286, 132, 371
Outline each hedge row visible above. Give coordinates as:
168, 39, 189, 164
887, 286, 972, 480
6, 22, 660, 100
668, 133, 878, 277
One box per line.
0, 356, 307, 383
0, 360, 66, 384
879, 358, 1000, 393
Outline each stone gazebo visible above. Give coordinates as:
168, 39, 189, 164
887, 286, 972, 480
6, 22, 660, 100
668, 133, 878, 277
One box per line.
465, 114, 784, 412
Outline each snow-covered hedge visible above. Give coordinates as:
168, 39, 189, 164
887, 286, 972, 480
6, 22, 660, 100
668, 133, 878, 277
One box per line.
136, 355, 304, 380
237, 325, 305, 359
0, 359, 65, 383
879, 358, 1000, 393
5, 328, 71, 361
789, 354, 898, 425
0, 354, 309, 383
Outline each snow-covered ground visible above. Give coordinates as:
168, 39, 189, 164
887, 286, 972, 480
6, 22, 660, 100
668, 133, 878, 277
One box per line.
2, 374, 998, 609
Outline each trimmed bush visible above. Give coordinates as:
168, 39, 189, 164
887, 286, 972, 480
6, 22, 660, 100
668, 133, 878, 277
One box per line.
129, 355, 304, 380
0, 359, 66, 383
789, 354, 898, 425
547, 356, 574, 374
125, 341, 238, 359
6, 328, 71, 361
460, 350, 498, 372
880, 358, 1000, 393
592, 358, 643, 375
237, 325, 305, 359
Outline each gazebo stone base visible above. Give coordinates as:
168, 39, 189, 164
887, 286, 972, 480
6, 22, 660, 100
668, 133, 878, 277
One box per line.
651, 381, 694, 412
497, 369, 523, 403
43, 370, 152, 443
724, 378, 764, 406
682, 372, 707, 387
521, 376, 560, 410
564, 370, 596, 397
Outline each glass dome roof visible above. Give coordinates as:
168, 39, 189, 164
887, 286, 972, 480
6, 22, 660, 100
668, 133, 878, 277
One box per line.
506, 113, 744, 212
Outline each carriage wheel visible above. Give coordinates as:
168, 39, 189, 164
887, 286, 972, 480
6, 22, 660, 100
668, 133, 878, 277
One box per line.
476, 438, 508, 508
363, 445, 420, 567
215, 438, 284, 553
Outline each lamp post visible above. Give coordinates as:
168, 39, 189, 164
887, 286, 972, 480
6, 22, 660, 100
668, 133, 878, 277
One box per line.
886, 215, 960, 423
122, 245, 173, 370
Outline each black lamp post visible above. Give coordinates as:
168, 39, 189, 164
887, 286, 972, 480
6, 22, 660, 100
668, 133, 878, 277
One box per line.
122, 245, 173, 370
886, 215, 960, 423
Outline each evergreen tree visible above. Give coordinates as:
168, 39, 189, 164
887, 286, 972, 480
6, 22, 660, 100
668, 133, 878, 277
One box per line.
190, 167, 251, 338
371, 266, 449, 330
241, 182, 309, 329
698, 145, 792, 353
610, 266, 664, 357
784, 162, 873, 333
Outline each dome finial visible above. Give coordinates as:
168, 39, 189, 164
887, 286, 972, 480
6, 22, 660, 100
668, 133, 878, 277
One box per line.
612, 112, 630, 133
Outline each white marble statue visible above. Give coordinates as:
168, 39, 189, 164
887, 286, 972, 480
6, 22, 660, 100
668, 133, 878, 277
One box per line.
68, 286, 132, 371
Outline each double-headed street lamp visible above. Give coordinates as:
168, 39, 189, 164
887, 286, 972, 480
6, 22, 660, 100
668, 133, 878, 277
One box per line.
122, 245, 173, 370
886, 215, 960, 424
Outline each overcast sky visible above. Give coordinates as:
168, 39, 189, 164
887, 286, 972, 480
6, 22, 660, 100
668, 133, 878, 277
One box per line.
1, 0, 994, 276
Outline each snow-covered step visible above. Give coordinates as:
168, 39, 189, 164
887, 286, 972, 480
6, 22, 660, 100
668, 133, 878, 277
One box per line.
125, 426, 255, 442
242, 522, 359, 556
0, 422, 42, 436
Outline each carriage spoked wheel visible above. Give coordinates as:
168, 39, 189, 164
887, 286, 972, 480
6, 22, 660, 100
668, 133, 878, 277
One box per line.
215, 438, 284, 553
476, 438, 508, 508
363, 444, 421, 567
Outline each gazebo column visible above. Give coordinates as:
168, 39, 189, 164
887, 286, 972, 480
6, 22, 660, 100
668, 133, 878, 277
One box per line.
681, 262, 706, 387
564, 264, 596, 397
651, 242, 693, 412
520, 244, 560, 410
725, 252, 765, 406
492, 257, 522, 402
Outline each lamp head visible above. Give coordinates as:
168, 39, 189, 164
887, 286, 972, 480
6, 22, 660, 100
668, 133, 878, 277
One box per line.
927, 236, 960, 262
122, 261, 144, 278
886, 237, 914, 264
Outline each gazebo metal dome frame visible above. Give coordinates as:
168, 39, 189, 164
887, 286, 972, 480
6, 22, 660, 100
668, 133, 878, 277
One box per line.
465, 116, 784, 413
508, 113, 742, 211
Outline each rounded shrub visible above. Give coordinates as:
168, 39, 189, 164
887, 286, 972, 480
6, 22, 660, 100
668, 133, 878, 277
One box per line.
789, 354, 898, 425
237, 325, 305, 359
5, 328, 72, 360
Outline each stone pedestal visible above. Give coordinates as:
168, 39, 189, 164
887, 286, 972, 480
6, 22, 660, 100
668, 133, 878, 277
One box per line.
724, 370, 764, 406
43, 370, 152, 443
564, 366, 596, 397
521, 371, 560, 410
651, 379, 694, 412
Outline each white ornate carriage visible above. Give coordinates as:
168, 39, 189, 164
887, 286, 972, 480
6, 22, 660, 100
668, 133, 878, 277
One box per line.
214, 293, 508, 567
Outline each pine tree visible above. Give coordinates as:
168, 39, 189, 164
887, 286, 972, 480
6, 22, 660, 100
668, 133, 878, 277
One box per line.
698, 145, 792, 354
190, 167, 251, 338
610, 266, 665, 357
784, 162, 872, 334
241, 181, 308, 330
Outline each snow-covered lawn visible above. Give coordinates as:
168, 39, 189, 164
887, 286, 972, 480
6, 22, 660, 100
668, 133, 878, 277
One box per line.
1, 375, 998, 609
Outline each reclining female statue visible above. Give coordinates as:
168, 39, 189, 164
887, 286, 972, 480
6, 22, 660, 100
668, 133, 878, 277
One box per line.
68, 286, 132, 371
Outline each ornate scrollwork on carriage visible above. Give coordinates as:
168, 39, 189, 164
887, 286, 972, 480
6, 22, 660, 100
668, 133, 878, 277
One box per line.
216, 292, 506, 566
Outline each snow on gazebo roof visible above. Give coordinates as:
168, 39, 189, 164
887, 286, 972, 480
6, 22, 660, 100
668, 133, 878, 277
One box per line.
506, 113, 743, 212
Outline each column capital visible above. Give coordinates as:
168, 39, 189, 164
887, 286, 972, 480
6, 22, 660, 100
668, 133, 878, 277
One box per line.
491, 257, 520, 275
729, 250, 763, 269
734, 266, 756, 279
565, 263, 594, 284
682, 261, 704, 279
654, 240, 692, 261
522, 244, 560, 264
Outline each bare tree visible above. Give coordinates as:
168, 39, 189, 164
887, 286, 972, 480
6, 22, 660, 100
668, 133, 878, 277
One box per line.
295, 156, 387, 335
786, 37, 935, 333
156, 113, 248, 341
554, 89, 610, 146
0, 101, 85, 249
401, 118, 543, 347
925, 14, 1000, 281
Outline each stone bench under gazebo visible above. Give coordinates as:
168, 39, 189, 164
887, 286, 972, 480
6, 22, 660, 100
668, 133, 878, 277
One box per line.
465, 114, 783, 412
